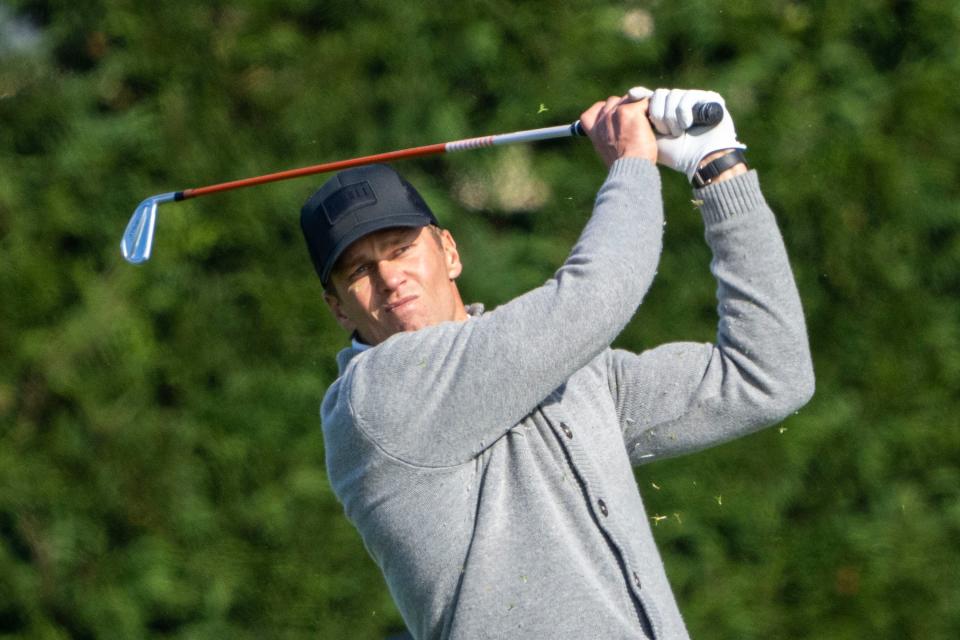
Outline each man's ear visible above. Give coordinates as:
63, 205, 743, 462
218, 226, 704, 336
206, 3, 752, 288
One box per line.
440, 229, 463, 280
323, 289, 356, 333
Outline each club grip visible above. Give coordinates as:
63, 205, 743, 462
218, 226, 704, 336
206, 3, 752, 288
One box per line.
691, 102, 724, 127
572, 101, 724, 137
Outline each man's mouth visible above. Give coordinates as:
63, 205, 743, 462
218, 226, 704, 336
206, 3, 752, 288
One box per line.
385, 295, 418, 313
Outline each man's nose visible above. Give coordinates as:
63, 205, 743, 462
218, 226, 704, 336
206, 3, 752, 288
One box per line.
374, 258, 405, 289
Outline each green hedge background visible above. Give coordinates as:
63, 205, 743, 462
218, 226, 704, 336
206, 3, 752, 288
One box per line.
2, 1, 958, 638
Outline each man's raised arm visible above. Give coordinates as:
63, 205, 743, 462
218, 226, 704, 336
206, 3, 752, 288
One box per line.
602, 88, 815, 462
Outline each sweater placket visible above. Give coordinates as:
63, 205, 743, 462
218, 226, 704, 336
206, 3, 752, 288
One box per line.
539, 400, 662, 639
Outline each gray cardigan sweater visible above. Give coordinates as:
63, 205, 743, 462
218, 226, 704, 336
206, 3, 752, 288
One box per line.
320, 159, 815, 639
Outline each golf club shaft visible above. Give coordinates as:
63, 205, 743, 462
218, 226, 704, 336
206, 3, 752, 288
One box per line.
175, 100, 722, 201
179, 123, 581, 200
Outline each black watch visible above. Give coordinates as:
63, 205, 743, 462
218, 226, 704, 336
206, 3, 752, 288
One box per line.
691, 149, 748, 188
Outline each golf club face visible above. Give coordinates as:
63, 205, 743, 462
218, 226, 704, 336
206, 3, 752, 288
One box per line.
121, 193, 176, 264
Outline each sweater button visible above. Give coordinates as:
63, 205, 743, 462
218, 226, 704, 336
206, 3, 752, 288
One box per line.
561, 423, 573, 439
633, 571, 642, 589
598, 499, 608, 517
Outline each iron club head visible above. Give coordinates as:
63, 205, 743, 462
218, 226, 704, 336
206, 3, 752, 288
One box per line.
121, 192, 177, 264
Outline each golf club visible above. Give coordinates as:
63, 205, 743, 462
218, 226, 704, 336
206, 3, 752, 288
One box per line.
121, 102, 723, 264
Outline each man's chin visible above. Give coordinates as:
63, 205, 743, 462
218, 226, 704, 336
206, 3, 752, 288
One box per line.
397, 319, 429, 334
363, 320, 426, 345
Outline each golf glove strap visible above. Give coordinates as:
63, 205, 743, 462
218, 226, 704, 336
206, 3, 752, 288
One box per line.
642, 87, 747, 181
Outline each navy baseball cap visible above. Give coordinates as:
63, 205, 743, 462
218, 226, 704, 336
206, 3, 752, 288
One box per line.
300, 164, 438, 285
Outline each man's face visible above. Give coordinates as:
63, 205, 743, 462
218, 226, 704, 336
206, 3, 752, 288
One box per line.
324, 226, 469, 346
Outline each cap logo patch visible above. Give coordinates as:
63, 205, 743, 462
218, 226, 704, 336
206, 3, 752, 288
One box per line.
323, 181, 377, 224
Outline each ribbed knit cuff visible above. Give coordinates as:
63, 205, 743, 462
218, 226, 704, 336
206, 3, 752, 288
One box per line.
694, 169, 766, 225
607, 157, 660, 182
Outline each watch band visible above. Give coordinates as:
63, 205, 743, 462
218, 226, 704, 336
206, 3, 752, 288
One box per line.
692, 149, 748, 188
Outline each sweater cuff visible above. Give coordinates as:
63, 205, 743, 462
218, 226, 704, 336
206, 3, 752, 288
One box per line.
695, 169, 766, 225
607, 157, 660, 182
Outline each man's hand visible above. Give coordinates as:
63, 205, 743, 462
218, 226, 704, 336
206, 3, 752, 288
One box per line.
579, 90, 658, 167
644, 87, 747, 181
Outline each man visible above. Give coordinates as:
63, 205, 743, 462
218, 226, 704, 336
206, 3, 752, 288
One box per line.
300, 87, 814, 639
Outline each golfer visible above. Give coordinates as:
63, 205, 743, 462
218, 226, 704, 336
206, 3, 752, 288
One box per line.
300, 87, 814, 639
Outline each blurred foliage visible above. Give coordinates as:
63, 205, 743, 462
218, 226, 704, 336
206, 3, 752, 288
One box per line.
1, 0, 959, 638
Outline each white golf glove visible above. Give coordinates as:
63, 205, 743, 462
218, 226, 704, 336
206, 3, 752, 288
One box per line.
628, 86, 746, 181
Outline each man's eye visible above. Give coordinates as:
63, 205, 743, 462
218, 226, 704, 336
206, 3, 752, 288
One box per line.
349, 264, 370, 280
